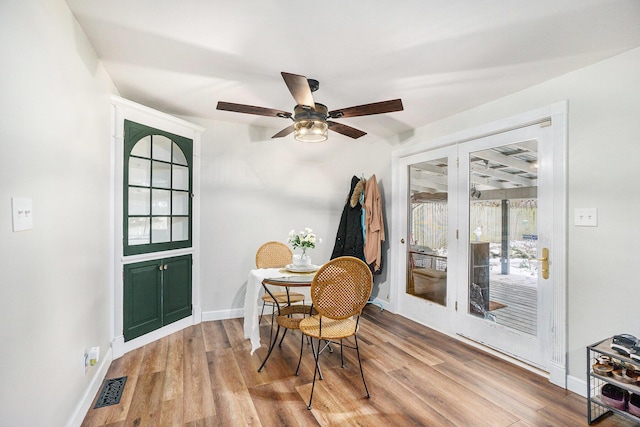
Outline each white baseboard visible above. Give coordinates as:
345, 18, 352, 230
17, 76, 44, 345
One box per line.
567, 374, 587, 398
202, 307, 244, 321
66, 347, 113, 427
201, 297, 389, 323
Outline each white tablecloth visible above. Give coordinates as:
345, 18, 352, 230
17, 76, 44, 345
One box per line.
243, 268, 292, 354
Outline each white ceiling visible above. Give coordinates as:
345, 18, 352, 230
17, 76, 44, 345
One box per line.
65, 0, 640, 140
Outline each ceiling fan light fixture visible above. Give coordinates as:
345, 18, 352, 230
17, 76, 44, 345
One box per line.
293, 103, 328, 142
294, 120, 328, 142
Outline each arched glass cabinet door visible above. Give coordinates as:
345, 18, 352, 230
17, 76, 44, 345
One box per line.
124, 119, 193, 256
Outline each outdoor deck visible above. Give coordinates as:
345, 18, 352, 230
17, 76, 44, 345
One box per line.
489, 278, 537, 335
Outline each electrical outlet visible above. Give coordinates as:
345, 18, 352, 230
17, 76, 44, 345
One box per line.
89, 346, 100, 366
83, 353, 89, 376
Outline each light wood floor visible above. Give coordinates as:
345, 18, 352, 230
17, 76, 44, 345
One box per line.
82, 307, 633, 426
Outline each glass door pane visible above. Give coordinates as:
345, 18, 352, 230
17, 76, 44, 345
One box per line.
467, 141, 538, 335
407, 158, 449, 306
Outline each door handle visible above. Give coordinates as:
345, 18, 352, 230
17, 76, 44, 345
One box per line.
533, 247, 549, 279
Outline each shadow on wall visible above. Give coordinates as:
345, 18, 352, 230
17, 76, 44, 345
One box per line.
234, 281, 247, 313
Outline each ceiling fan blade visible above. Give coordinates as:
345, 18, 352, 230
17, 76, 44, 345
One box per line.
272, 124, 295, 138
217, 101, 292, 118
281, 72, 315, 109
329, 99, 403, 119
327, 121, 367, 139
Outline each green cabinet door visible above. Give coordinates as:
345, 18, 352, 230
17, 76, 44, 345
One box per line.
163, 255, 192, 325
124, 254, 192, 341
123, 260, 163, 341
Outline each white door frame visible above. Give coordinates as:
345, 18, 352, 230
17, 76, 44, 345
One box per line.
390, 102, 567, 387
110, 96, 205, 358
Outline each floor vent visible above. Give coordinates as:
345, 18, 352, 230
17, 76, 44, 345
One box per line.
94, 376, 127, 408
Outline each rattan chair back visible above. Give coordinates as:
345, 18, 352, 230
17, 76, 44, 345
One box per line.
310, 256, 373, 320
255, 241, 292, 268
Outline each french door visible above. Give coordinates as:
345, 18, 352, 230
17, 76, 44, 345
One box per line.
455, 123, 553, 369
396, 145, 458, 333
394, 106, 566, 379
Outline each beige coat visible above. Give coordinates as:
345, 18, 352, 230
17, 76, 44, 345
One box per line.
363, 174, 385, 273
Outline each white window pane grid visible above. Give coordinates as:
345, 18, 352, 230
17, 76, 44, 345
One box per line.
152, 189, 171, 215
129, 158, 151, 186
129, 188, 150, 215
172, 191, 189, 215
131, 136, 151, 158
173, 165, 189, 190
172, 217, 189, 241
127, 132, 191, 249
128, 218, 150, 245
152, 135, 172, 162
152, 161, 171, 188
172, 142, 187, 165
151, 217, 170, 243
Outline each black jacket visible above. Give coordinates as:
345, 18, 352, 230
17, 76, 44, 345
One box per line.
331, 176, 365, 261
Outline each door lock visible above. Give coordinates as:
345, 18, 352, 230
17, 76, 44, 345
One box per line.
533, 247, 549, 279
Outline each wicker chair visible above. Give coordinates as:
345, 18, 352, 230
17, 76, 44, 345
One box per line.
298, 256, 373, 409
255, 241, 305, 329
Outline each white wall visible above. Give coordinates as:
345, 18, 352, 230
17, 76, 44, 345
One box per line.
0, 1, 117, 426
397, 47, 640, 390
191, 119, 394, 317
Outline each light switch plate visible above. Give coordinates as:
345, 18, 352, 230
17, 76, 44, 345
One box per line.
575, 207, 597, 227
12, 197, 33, 232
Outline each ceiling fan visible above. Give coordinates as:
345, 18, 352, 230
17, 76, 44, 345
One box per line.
216, 72, 404, 142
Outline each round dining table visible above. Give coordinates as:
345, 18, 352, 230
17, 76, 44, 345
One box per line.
258, 273, 317, 372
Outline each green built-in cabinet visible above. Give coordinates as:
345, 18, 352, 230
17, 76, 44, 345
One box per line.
121, 118, 195, 342
123, 254, 192, 341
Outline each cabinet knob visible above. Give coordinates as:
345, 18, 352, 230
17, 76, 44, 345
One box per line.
401, 238, 405, 244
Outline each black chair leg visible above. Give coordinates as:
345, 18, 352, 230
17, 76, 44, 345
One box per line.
278, 327, 288, 347
295, 331, 304, 376
267, 305, 276, 345
307, 337, 320, 410
354, 334, 370, 398
259, 301, 266, 324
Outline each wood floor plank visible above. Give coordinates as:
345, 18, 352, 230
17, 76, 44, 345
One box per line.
81, 307, 632, 426
201, 319, 231, 352
124, 371, 165, 426
159, 397, 183, 427
163, 330, 184, 401
103, 346, 145, 379
251, 376, 319, 427
183, 325, 216, 423
139, 335, 169, 375
206, 348, 262, 426
364, 357, 457, 426
389, 365, 519, 426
